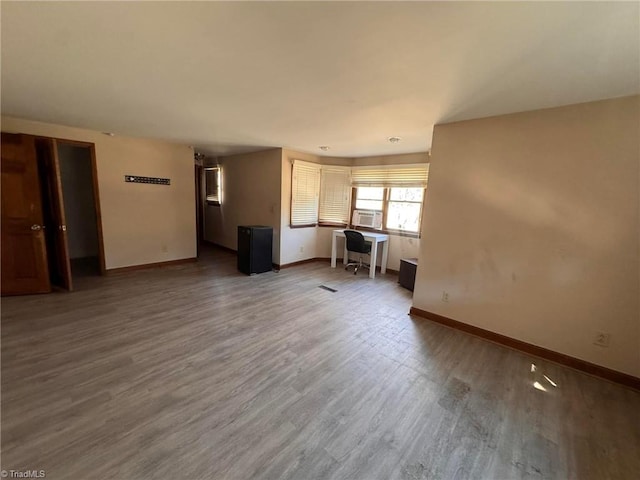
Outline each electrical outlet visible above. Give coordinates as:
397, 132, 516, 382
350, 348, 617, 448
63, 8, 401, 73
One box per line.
161, 244, 168, 253
593, 332, 611, 347
299, 246, 304, 253
441, 291, 449, 303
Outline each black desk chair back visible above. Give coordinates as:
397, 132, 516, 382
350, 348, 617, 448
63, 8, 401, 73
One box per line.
344, 230, 372, 275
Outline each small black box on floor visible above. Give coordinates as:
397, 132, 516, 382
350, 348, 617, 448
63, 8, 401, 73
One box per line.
237, 225, 273, 275
399, 258, 418, 291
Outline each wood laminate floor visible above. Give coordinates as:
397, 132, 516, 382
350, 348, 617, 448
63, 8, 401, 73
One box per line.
2, 247, 639, 480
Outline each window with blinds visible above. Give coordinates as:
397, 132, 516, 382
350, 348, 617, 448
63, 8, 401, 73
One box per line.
351, 164, 429, 188
351, 164, 429, 234
319, 166, 351, 225
290, 161, 430, 230
291, 160, 320, 226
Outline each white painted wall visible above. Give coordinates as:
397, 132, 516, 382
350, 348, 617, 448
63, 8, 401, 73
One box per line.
413, 96, 640, 377
1, 116, 197, 269
203, 149, 282, 263
57, 144, 99, 259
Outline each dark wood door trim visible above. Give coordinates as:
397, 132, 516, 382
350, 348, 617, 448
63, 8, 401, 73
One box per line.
49, 139, 73, 290
88, 143, 106, 275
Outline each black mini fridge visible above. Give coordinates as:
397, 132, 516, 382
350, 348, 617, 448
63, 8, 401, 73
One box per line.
237, 225, 273, 275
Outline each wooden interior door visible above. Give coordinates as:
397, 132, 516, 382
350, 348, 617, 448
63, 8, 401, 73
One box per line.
1, 133, 51, 295
35, 137, 73, 291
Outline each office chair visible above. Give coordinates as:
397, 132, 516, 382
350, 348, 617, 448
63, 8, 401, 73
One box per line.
344, 230, 372, 275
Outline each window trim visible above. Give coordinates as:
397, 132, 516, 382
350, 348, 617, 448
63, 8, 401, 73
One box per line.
317, 220, 349, 228
290, 223, 318, 229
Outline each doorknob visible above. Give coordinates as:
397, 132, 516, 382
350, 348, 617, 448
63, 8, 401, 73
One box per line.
30, 224, 42, 231
59, 225, 67, 231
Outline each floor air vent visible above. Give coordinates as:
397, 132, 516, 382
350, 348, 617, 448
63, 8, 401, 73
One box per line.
318, 285, 337, 293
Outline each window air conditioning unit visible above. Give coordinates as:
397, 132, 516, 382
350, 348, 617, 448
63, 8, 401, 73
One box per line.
352, 210, 383, 229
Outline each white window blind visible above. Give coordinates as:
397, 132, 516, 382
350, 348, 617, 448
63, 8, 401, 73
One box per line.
319, 166, 351, 225
351, 164, 429, 188
291, 160, 320, 226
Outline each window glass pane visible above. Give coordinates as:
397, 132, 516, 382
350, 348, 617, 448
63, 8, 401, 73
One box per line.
356, 187, 384, 200
355, 187, 384, 210
205, 168, 221, 203
386, 202, 421, 232
389, 187, 423, 202
355, 199, 383, 211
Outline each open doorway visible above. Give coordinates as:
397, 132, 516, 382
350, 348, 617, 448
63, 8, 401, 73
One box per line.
2, 134, 105, 296
56, 142, 103, 279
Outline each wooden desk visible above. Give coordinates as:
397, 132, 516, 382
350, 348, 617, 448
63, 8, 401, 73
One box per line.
331, 229, 390, 279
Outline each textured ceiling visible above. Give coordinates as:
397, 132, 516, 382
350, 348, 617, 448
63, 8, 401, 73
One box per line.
1, 2, 638, 157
